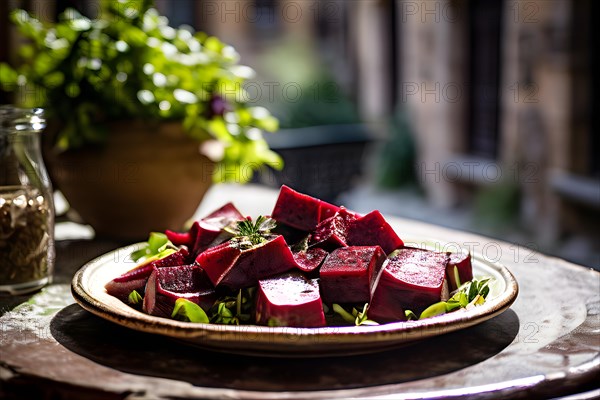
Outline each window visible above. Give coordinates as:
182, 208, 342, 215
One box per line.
467, 0, 504, 159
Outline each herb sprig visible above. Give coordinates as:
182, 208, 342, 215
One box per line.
225, 216, 276, 249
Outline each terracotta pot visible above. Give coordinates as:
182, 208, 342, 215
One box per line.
44, 120, 214, 240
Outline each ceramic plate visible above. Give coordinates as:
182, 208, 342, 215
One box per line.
72, 238, 518, 357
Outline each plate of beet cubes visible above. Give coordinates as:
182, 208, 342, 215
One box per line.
72, 185, 518, 356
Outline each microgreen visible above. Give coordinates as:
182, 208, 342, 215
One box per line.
332, 304, 355, 324
171, 298, 209, 323
353, 303, 379, 326
131, 232, 177, 262
128, 290, 143, 305
419, 277, 493, 320
267, 317, 284, 327
419, 301, 448, 320
332, 303, 379, 326
210, 289, 253, 325
212, 302, 238, 325
405, 309, 418, 320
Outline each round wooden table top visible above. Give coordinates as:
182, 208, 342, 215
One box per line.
1, 184, 598, 399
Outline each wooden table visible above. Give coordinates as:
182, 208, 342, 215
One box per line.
1, 184, 598, 399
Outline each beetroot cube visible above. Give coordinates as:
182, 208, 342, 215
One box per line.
196, 235, 297, 290
347, 210, 404, 254
255, 272, 326, 327
105, 248, 190, 303
165, 202, 244, 255
292, 247, 328, 273
319, 200, 340, 221
143, 265, 216, 318
446, 251, 473, 291
320, 246, 386, 304
164, 222, 198, 248
369, 248, 449, 323
195, 241, 242, 287
220, 235, 298, 289
272, 185, 322, 231
310, 208, 358, 250
193, 202, 244, 253
271, 185, 343, 231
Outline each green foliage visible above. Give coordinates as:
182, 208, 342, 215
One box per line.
257, 38, 360, 130
209, 289, 253, 325
418, 277, 492, 320
332, 303, 379, 326
1, 0, 281, 182
277, 72, 361, 129
131, 232, 176, 262
172, 298, 209, 323
474, 182, 521, 230
128, 290, 143, 305
377, 109, 417, 188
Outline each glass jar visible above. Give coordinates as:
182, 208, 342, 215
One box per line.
0, 106, 54, 294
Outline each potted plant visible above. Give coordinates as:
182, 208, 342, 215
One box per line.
0, 0, 281, 239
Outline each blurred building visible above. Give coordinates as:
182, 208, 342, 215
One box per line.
189, 0, 600, 264
1, 0, 598, 266
395, 0, 599, 263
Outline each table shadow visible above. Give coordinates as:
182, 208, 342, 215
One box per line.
50, 304, 519, 392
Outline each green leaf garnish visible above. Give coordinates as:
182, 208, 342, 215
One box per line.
127, 290, 143, 305
417, 277, 493, 320
267, 317, 284, 327
225, 216, 276, 249
405, 309, 418, 320
209, 289, 254, 325
353, 303, 379, 326
131, 232, 177, 262
458, 277, 491, 303
419, 301, 448, 319
332, 304, 355, 324
171, 298, 209, 323
332, 303, 378, 326
212, 302, 238, 325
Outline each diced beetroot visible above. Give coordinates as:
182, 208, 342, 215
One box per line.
143, 265, 216, 318
219, 235, 298, 289
196, 235, 297, 289
165, 203, 244, 256
272, 185, 322, 231
165, 223, 199, 248
310, 208, 357, 250
347, 210, 404, 254
255, 272, 326, 327
104, 248, 190, 302
203, 202, 244, 222
193, 203, 244, 253
195, 241, 241, 287
369, 248, 449, 323
319, 200, 340, 221
446, 251, 473, 291
292, 247, 328, 273
319, 246, 386, 304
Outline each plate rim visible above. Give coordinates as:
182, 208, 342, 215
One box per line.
71, 240, 519, 355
